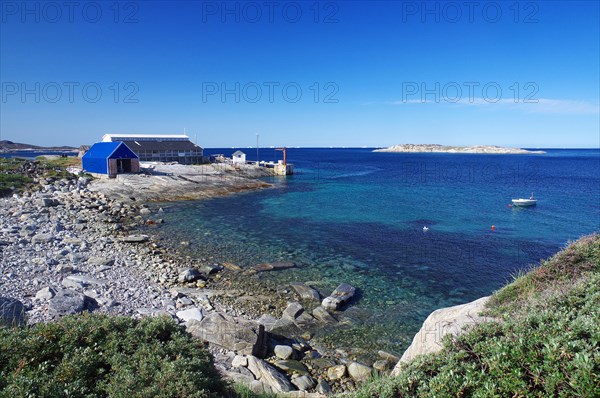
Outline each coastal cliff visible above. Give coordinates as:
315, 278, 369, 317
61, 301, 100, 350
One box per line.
373, 144, 546, 154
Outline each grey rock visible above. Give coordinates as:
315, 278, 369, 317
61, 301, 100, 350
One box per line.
178, 268, 202, 283
269, 316, 304, 337
0, 297, 26, 327
257, 314, 278, 332
62, 277, 85, 289
35, 287, 56, 300
294, 311, 316, 328
56, 264, 74, 274
120, 234, 149, 243
36, 198, 58, 207
312, 306, 337, 323
321, 283, 356, 311
326, 364, 346, 380
246, 355, 294, 393
373, 359, 391, 372
283, 302, 304, 320
392, 296, 492, 375
289, 282, 320, 302
274, 345, 294, 360
88, 257, 114, 267
31, 233, 54, 244
198, 264, 222, 276
63, 275, 105, 289
347, 362, 372, 382
176, 296, 194, 307
377, 350, 400, 363
316, 379, 332, 394
253, 262, 296, 272
186, 312, 266, 356
176, 307, 205, 323
274, 360, 310, 375
291, 375, 316, 391
232, 355, 248, 368
48, 289, 86, 317
135, 308, 172, 317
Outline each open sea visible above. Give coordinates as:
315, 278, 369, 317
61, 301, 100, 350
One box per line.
146, 148, 600, 355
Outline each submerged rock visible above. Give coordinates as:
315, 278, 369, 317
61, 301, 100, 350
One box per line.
253, 262, 295, 272
321, 283, 356, 311
289, 282, 320, 302
312, 306, 337, 323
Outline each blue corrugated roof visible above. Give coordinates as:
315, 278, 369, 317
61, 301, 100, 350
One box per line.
82, 142, 122, 159
82, 142, 139, 175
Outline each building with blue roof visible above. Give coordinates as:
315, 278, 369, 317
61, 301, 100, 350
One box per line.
82, 142, 140, 177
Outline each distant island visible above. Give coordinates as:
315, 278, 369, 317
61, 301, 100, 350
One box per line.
0, 140, 77, 153
373, 144, 546, 154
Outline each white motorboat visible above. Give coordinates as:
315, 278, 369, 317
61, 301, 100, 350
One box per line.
512, 193, 537, 207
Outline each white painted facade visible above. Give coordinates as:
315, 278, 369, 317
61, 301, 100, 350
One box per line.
232, 150, 246, 164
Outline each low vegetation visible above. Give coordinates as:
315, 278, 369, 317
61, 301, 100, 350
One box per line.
0, 315, 229, 398
353, 234, 600, 397
0, 156, 82, 196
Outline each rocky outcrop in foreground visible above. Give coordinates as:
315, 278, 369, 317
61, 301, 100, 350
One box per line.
391, 296, 492, 376
374, 144, 545, 154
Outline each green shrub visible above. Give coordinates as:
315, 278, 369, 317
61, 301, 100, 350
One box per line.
0, 314, 229, 398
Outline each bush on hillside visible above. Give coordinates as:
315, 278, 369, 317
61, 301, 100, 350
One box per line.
0, 314, 229, 398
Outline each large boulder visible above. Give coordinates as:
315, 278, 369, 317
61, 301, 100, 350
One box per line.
321, 283, 356, 311
246, 355, 295, 393
347, 362, 372, 382
0, 297, 26, 327
289, 282, 320, 302
176, 307, 205, 323
186, 312, 267, 356
391, 296, 492, 376
48, 289, 86, 317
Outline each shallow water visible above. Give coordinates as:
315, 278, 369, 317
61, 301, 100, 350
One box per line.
148, 148, 600, 355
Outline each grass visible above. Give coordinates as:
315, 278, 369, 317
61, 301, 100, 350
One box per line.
0, 156, 83, 196
0, 173, 33, 197
352, 234, 600, 398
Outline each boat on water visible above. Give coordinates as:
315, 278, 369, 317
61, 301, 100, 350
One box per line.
512, 193, 537, 207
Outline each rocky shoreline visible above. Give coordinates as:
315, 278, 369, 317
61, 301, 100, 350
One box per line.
0, 167, 408, 396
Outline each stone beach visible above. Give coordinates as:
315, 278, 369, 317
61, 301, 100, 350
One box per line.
0, 162, 492, 395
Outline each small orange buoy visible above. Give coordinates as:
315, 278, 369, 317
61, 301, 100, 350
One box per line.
491, 225, 496, 231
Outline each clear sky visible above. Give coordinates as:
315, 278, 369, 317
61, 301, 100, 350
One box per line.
1, 0, 599, 148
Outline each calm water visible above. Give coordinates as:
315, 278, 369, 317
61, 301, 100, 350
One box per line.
149, 148, 600, 355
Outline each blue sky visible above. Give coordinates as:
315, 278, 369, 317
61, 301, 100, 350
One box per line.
1, 1, 599, 148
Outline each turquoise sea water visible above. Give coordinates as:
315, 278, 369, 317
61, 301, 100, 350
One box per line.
150, 148, 600, 355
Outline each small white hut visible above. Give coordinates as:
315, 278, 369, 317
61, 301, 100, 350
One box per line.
232, 150, 246, 164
